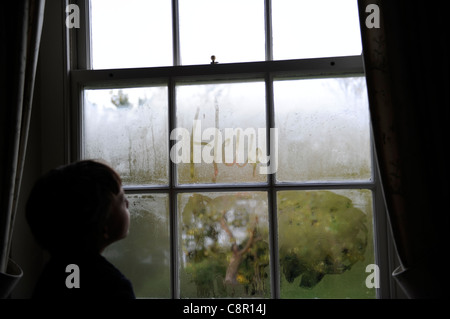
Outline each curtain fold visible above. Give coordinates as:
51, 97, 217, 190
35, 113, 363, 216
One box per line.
0, 0, 46, 273
358, 0, 449, 298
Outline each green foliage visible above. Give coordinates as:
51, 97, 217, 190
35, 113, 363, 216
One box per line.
181, 193, 270, 298
180, 190, 369, 297
278, 190, 368, 288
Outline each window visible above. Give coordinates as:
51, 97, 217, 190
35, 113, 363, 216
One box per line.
70, 0, 386, 298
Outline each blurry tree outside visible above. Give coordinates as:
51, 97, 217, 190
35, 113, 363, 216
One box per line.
179, 192, 270, 298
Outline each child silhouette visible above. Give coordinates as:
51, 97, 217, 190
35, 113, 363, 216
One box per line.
26, 160, 135, 298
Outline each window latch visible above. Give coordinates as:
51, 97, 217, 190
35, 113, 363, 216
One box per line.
210, 55, 219, 64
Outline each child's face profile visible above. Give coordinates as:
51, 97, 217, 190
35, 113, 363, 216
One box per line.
103, 188, 130, 246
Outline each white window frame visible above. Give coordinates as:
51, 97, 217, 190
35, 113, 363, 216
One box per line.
65, 0, 396, 299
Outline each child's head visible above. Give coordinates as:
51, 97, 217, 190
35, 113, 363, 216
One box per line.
26, 160, 130, 255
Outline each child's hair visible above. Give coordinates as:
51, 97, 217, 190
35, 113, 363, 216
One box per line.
26, 160, 122, 255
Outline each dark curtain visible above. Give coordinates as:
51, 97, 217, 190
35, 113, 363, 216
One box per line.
358, 0, 449, 298
0, 0, 46, 273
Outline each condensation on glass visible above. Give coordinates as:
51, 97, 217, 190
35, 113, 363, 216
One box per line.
102, 193, 171, 298
277, 189, 375, 298
178, 191, 270, 298
83, 86, 169, 186
90, 0, 173, 69
274, 77, 372, 183
175, 81, 268, 185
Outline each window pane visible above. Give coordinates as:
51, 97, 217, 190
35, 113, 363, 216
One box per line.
83, 86, 169, 185
277, 189, 375, 298
90, 0, 173, 69
274, 77, 372, 182
179, 0, 265, 65
272, 0, 362, 60
175, 81, 268, 185
178, 192, 270, 298
103, 193, 171, 298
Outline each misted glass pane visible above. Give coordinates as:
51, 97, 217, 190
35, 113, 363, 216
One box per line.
178, 192, 270, 298
103, 193, 171, 298
90, 0, 172, 69
83, 86, 169, 185
179, 0, 265, 65
277, 189, 375, 298
272, 0, 362, 60
274, 77, 372, 182
175, 81, 268, 185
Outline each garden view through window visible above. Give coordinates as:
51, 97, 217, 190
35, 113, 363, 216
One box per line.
79, 0, 377, 298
